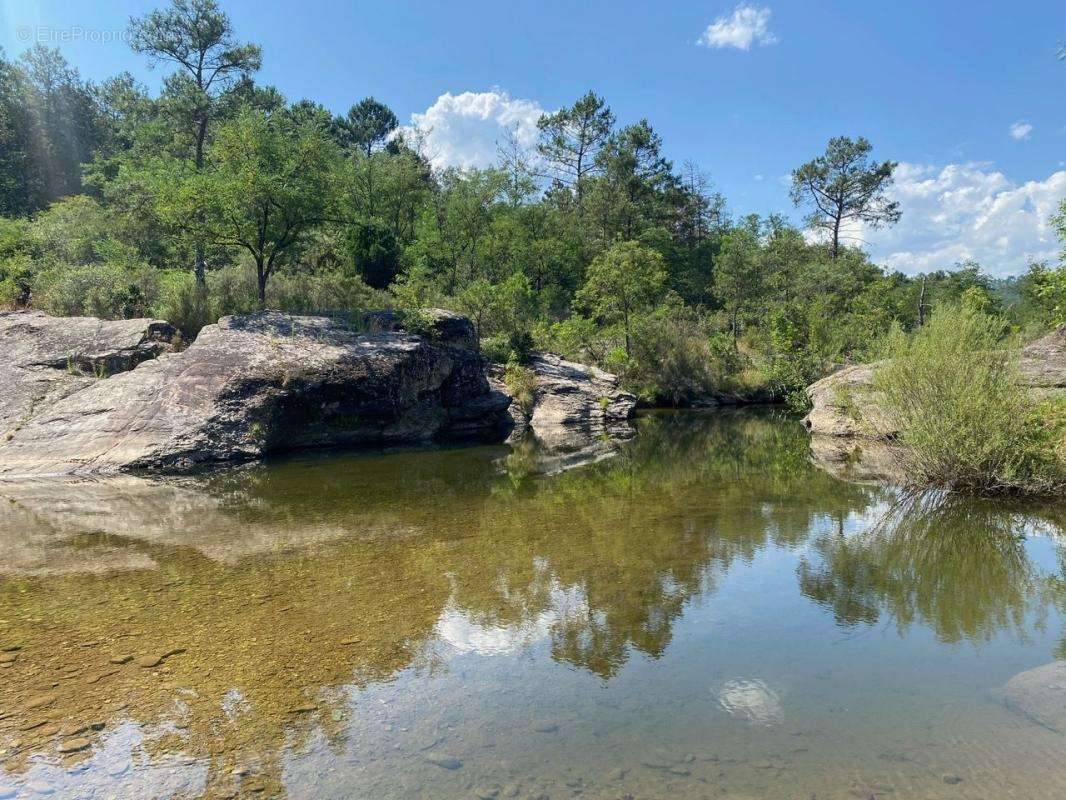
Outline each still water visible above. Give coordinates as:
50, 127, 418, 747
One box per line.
1, 410, 1065, 799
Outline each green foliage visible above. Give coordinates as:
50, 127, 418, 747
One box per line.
0, 215, 31, 307
875, 306, 1066, 495
32, 260, 159, 319
503, 355, 538, 416
335, 97, 398, 156
576, 240, 666, 356
344, 219, 399, 289
1023, 262, 1066, 327
714, 227, 765, 343
0, 14, 1059, 423
155, 108, 339, 304
624, 295, 734, 405
790, 136, 900, 259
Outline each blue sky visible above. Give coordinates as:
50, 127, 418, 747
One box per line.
2, 0, 1065, 275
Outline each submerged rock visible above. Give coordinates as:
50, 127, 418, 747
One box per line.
0, 310, 511, 476
716, 678, 783, 727
996, 660, 1066, 732
803, 325, 1066, 438
808, 435, 905, 486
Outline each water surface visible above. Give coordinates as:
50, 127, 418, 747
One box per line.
1, 410, 1065, 799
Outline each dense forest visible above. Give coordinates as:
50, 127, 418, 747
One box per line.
0, 0, 1063, 406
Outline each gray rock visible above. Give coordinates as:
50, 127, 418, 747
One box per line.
1019, 325, 1066, 397
362, 308, 479, 352
803, 325, 1066, 438
996, 660, 1066, 732
490, 353, 637, 451
0, 311, 510, 476
0, 310, 178, 438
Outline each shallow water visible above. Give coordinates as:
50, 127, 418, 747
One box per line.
1, 410, 1065, 799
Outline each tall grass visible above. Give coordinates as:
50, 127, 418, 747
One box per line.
875, 306, 1065, 496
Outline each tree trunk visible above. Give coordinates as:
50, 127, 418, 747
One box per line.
830, 213, 841, 260
257, 260, 267, 308
193, 117, 209, 287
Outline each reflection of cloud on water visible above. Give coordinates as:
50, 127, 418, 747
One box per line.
717, 679, 784, 727
0, 720, 206, 799
435, 582, 591, 656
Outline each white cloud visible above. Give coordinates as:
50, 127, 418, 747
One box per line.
698, 5, 778, 50
840, 162, 1066, 277
1009, 121, 1034, 141
406, 89, 546, 170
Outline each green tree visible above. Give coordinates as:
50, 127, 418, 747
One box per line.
336, 97, 398, 156
129, 0, 262, 285
1024, 262, 1066, 327
0, 49, 35, 215
162, 109, 339, 305
537, 91, 614, 206
576, 240, 666, 357
344, 218, 399, 289
790, 136, 900, 259
714, 227, 766, 344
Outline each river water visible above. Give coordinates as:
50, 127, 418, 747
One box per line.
0, 410, 1064, 799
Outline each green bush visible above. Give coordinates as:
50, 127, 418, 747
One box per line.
625, 299, 731, 405
875, 306, 1066, 496
152, 270, 215, 339
153, 265, 392, 339
503, 354, 538, 416
32, 260, 160, 319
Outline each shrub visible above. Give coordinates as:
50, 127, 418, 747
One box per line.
153, 270, 215, 339
503, 354, 538, 416
625, 300, 730, 405
875, 306, 1066, 496
32, 260, 159, 319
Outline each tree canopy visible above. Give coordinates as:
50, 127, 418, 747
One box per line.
0, 0, 1061, 408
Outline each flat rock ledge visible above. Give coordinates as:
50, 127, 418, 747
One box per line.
0, 309, 511, 476
490, 353, 637, 451
803, 325, 1066, 438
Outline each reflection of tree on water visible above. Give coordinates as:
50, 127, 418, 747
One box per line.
798, 493, 1065, 644
8, 410, 1035, 798
435, 410, 883, 677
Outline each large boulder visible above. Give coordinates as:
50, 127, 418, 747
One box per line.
803, 325, 1066, 438
0, 311, 510, 476
489, 353, 637, 450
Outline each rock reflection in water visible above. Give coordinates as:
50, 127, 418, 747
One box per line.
0, 410, 1064, 799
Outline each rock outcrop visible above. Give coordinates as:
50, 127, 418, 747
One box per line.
490, 353, 637, 451
0, 311, 179, 437
0, 310, 510, 476
803, 325, 1066, 438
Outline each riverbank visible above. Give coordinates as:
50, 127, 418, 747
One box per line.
804, 317, 1066, 497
